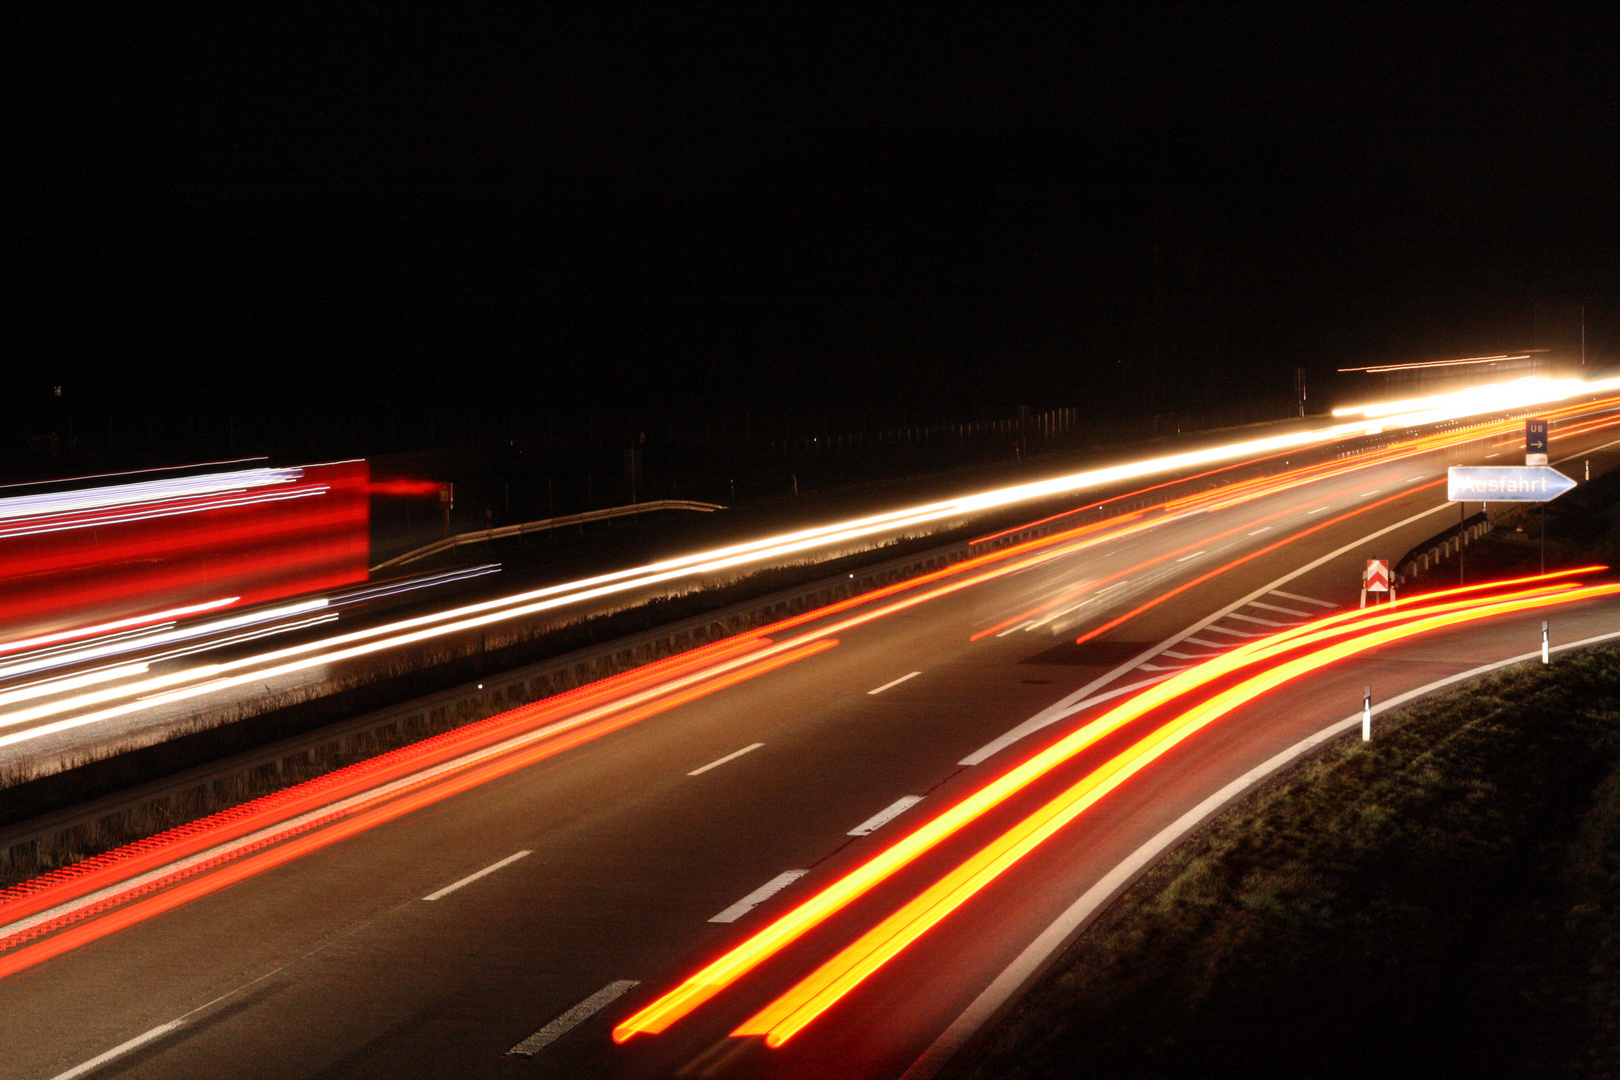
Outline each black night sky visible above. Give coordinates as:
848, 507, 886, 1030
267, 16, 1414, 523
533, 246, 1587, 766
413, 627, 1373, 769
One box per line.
7, 10, 1620, 475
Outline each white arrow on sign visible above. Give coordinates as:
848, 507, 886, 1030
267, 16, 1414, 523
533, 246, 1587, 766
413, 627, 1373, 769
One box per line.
1447, 466, 1576, 502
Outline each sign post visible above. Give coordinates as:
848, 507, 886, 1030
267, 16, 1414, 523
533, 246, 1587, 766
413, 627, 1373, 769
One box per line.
1527, 418, 1551, 570
1525, 419, 1549, 466
439, 482, 454, 538
1361, 559, 1390, 608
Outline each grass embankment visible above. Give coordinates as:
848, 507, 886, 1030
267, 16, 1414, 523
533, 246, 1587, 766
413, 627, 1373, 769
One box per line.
955, 646, 1620, 1080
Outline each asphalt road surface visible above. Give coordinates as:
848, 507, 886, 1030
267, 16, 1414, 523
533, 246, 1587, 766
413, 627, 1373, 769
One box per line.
6, 414, 1620, 1080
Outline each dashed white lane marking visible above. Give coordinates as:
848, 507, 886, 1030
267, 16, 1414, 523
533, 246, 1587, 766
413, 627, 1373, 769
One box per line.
995, 622, 1031, 638
849, 796, 924, 836
1270, 589, 1337, 608
1226, 611, 1289, 627
48, 1021, 186, 1080
1364, 489, 1382, 496
1248, 600, 1312, 617
1184, 635, 1230, 648
959, 673, 1177, 766
868, 671, 923, 695
1138, 662, 1184, 672
1306, 505, 1330, 515
1174, 550, 1205, 562
1486, 452, 1500, 458
710, 871, 808, 923
507, 980, 640, 1056
424, 850, 533, 901
687, 742, 765, 776
1247, 526, 1273, 535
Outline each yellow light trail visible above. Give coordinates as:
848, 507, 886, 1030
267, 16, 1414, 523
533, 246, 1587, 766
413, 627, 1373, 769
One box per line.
735, 576, 1620, 1044
612, 568, 1605, 1042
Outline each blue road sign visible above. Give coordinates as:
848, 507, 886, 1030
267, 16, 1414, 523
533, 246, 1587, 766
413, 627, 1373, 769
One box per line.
1448, 465, 1575, 502
1526, 418, 1549, 465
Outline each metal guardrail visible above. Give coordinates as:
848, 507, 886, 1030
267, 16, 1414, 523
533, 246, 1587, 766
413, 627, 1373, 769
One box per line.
1395, 511, 1491, 584
370, 499, 726, 572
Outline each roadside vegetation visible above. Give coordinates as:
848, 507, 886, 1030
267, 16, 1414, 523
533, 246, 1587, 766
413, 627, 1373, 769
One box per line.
954, 646, 1620, 1079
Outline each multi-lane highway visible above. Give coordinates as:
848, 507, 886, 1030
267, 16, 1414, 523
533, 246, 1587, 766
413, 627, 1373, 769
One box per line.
6, 385, 1620, 1079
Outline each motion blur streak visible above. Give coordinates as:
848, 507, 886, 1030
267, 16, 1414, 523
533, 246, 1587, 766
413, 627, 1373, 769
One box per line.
966, 444, 1312, 546
1071, 480, 1445, 646
0, 461, 367, 649
0, 634, 777, 926
735, 578, 1620, 1045
973, 476, 1439, 645
0, 640, 838, 976
1332, 376, 1619, 420
0, 497, 1157, 749
0, 599, 236, 658
614, 569, 1605, 1042
11, 376, 1616, 751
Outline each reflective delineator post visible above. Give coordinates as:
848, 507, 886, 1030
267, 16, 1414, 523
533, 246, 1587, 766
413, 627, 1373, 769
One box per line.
1543, 620, 1550, 665
1362, 685, 1372, 742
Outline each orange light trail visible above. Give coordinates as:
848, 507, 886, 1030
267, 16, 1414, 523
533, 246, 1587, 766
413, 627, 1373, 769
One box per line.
735, 577, 1620, 1045
613, 569, 1606, 1042
0, 632, 777, 927
1072, 479, 1447, 646
971, 394, 1620, 645
0, 638, 841, 979
966, 442, 1324, 546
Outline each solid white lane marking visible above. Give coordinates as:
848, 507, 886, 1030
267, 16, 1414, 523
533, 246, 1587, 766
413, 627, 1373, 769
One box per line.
1306, 505, 1330, 515
507, 980, 640, 1056
687, 742, 765, 776
710, 871, 808, 923
48, 1021, 186, 1080
1248, 600, 1312, 617
868, 671, 923, 695
1226, 611, 1289, 627
1202, 624, 1268, 638
1270, 589, 1336, 608
1248, 527, 1273, 535
959, 674, 1177, 766
849, 796, 924, 836
423, 850, 532, 901
1174, 551, 1205, 562
901, 627, 1620, 1080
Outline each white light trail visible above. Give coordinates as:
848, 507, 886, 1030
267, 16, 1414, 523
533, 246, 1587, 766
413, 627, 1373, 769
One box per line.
1, 374, 1615, 752
0, 599, 238, 657
0, 468, 304, 524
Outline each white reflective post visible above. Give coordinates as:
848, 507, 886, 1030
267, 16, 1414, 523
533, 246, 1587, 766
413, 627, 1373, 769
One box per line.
1362, 685, 1372, 742
1543, 620, 1550, 665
